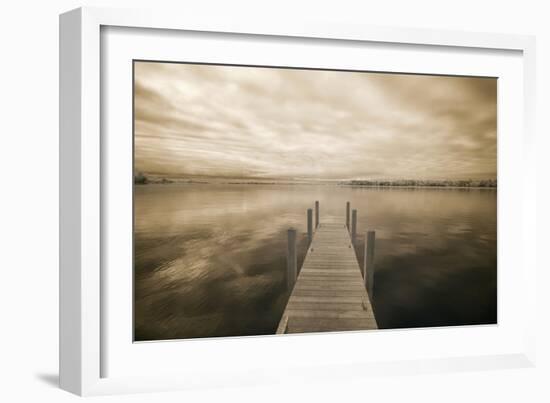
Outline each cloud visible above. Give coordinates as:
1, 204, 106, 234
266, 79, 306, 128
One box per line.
134, 62, 496, 180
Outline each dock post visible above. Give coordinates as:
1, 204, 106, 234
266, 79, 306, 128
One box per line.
307, 208, 313, 246
287, 229, 297, 291
315, 200, 319, 229
364, 230, 376, 298
351, 209, 357, 245
346, 202, 350, 230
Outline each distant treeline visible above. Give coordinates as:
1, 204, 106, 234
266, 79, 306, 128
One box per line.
134, 172, 174, 185
134, 172, 209, 185
339, 179, 497, 188
135, 172, 497, 188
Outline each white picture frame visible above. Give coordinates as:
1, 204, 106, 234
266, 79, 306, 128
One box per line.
60, 6, 537, 396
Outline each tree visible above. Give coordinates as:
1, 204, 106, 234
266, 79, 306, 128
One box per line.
134, 172, 148, 184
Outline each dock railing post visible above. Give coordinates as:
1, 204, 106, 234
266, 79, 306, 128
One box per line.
287, 229, 297, 291
362, 233, 367, 279
346, 202, 350, 230
315, 200, 319, 229
364, 230, 376, 298
307, 208, 313, 246
351, 209, 357, 245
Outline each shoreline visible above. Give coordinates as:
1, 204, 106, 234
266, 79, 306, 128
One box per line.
135, 182, 497, 190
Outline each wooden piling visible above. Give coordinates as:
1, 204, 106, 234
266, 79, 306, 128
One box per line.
315, 201, 320, 229
307, 208, 313, 245
364, 230, 376, 298
287, 229, 297, 291
346, 202, 350, 230
351, 209, 357, 245
362, 234, 366, 279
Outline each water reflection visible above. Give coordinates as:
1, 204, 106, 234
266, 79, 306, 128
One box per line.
134, 184, 496, 341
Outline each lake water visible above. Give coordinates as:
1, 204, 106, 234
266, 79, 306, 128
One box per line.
134, 184, 497, 341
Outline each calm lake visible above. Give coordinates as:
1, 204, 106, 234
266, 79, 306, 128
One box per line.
134, 184, 497, 341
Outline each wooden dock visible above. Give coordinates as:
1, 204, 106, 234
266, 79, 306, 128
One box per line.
277, 205, 378, 334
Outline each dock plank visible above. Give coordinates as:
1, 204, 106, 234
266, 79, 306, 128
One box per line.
277, 222, 377, 334
287, 317, 378, 333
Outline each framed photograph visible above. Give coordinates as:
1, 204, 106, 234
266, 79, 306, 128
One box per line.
60, 7, 537, 396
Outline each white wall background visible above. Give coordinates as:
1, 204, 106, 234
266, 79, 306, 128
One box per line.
0, 0, 548, 401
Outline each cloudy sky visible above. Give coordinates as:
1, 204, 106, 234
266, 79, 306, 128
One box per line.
134, 62, 496, 181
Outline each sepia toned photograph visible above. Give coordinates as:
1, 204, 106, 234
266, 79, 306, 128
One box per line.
133, 61, 497, 341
